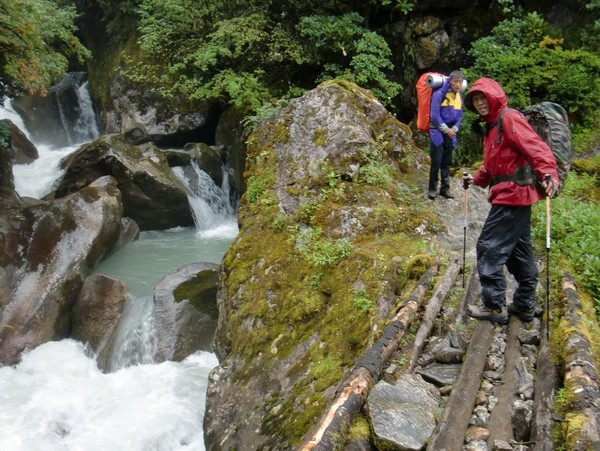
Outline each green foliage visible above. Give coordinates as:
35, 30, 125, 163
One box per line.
464, 13, 600, 127
532, 173, 600, 309
378, 0, 414, 14
299, 13, 400, 105
353, 289, 374, 313
129, 0, 305, 110
296, 226, 353, 266
0, 0, 90, 97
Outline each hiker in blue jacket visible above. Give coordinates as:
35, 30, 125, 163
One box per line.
428, 70, 465, 200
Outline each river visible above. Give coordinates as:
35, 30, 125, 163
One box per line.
0, 79, 236, 450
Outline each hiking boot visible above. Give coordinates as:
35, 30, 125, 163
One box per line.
428, 190, 437, 200
439, 190, 454, 199
507, 303, 535, 322
466, 304, 508, 324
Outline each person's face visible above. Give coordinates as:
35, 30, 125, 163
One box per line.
472, 92, 489, 116
450, 77, 463, 93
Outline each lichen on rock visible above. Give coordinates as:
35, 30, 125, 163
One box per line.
204, 80, 444, 449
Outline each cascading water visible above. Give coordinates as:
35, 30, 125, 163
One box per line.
0, 74, 236, 450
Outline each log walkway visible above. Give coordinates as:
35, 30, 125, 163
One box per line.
299, 262, 600, 450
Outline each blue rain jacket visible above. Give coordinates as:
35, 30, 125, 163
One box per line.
429, 78, 464, 148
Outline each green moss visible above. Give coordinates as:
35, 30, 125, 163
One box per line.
572, 155, 600, 178
313, 128, 328, 147
404, 254, 434, 279
173, 271, 219, 318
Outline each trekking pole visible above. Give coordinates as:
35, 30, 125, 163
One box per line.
462, 171, 469, 288
545, 174, 552, 341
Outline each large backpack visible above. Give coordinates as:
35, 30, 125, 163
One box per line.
495, 101, 573, 196
415, 72, 444, 132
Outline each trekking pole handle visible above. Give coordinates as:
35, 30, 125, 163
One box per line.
462, 170, 470, 190
545, 174, 551, 250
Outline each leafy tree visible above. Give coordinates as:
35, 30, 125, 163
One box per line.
299, 13, 400, 104
463, 13, 600, 127
126, 1, 400, 111
0, 0, 90, 98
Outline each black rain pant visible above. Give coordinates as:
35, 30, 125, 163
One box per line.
477, 204, 538, 312
428, 137, 453, 193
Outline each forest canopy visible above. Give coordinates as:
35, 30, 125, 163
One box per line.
0, 0, 90, 98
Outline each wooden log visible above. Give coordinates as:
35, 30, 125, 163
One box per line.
407, 257, 461, 371
531, 319, 559, 451
558, 273, 600, 447
426, 319, 495, 450
299, 261, 440, 451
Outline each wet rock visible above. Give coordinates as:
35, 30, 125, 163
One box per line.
103, 72, 212, 144
0, 176, 123, 365
0, 119, 38, 164
163, 149, 192, 167
71, 273, 128, 370
187, 142, 223, 186
215, 106, 247, 194
367, 375, 441, 450
54, 134, 193, 230
153, 262, 220, 362
109, 217, 140, 256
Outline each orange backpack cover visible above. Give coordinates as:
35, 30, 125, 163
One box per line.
416, 72, 444, 133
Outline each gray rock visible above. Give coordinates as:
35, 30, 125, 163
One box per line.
0, 176, 123, 365
416, 363, 462, 386
0, 119, 38, 164
71, 273, 128, 370
153, 262, 220, 362
512, 399, 533, 442
54, 134, 193, 230
367, 375, 440, 450
103, 72, 211, 141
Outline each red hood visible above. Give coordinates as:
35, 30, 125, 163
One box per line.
464, 78, 509, 122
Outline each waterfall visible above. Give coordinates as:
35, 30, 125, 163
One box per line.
52, 72, 101, 146
173, 163, 239, 239
106, 295, 158, 372
1, 74, 100, 199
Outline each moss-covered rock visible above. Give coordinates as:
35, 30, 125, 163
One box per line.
204, 80, 443, 449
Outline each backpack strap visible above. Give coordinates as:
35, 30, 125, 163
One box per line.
490, 165, 537, 187
495, 108, 510, 144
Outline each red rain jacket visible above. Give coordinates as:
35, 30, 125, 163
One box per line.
465, 78, 558, 206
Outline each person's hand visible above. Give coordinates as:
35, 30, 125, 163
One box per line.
462, 173, 473, 189
542, 175, 558, 198
445, 128, 457, 138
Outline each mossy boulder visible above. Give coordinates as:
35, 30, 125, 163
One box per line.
54, 134, 193, 230
204, 80, 443, 449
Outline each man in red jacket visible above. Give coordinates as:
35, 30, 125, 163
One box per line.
462, 77, 558, 323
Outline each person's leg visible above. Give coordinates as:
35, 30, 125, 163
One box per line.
428, 141, 443, 193
506, 207, 538, 320
476, 205, 525, 311
439, 139, 454, 195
